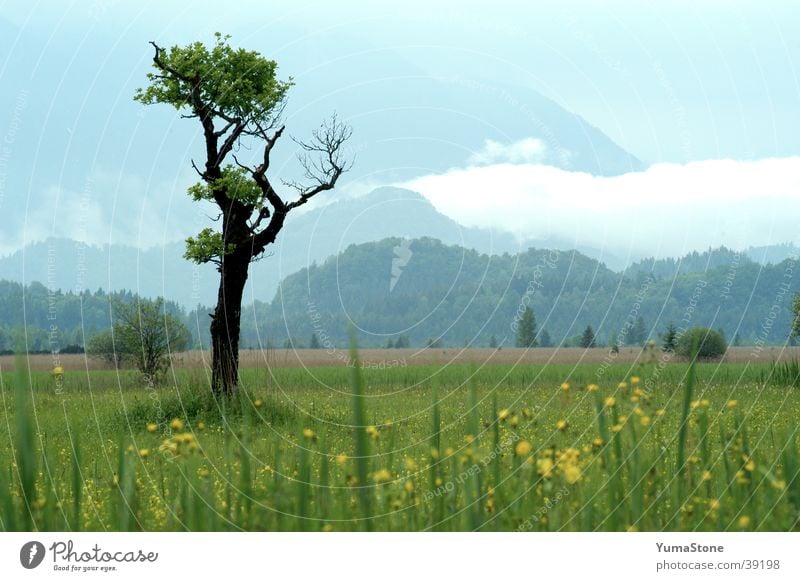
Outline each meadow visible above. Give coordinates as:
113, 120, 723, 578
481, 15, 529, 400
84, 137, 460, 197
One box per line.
1, 348, 800, 532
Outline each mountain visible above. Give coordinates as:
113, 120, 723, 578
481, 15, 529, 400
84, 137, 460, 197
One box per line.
625, 247, 754, 279
235, 237, 799, 349
746, 243, 799, 265
4, 188, 799, 312
4, 237, 799, 351
0, 22, 643, 253
625, 244, 800, 280
0, 187, 526, 307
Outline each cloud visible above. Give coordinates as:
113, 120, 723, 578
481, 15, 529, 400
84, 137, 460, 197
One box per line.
0, 167, 203, 256
468, 138, 548, 166
401, 157, 800, 261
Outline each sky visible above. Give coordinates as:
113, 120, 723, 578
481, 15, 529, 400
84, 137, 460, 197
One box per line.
1, 0, 799, 259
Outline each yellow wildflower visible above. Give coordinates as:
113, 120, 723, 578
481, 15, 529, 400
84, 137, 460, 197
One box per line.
372, 469, 392, 483
515, 440, 533, 456
537, 457, 554, 478
563, 464, 581, 484
170, 418, 184, 431
555, 419, 568, 431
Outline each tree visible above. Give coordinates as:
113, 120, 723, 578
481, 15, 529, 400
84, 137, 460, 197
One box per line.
607, 329, 619, 351
516, 307, 537, 348
385, 338, 395, 349
630, 316, 647, 345
539, 329, 552, 348
662, 322, 678, 352
135, 34, 351, 394
310, 333, 321, 349
792, 293, 800, 339
732, 332, 742, 346
90, 298, 190, 382
489, 334, 498, 348
579, 325, 596, 348
87, 328, 126, 368
676, 327, 727, 360
395, 334, 410, 348
426, 337, 444, 348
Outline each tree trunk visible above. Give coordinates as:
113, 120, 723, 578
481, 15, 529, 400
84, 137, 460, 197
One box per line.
210, 252, 249, 394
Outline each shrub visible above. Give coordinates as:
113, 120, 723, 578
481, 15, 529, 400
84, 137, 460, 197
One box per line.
87, 328, 127, 368
87, 298, 190, 381
676, 327, 727, 360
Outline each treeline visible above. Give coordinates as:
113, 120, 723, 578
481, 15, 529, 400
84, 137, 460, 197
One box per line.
0, 280, 194, 353
224, 237, 799, 349
3, 237, 799, 353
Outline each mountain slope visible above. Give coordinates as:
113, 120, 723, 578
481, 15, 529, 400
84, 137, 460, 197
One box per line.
241, 237, 798, 349
0, 188, 525, 306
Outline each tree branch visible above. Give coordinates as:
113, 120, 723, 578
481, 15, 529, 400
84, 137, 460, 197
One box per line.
284, 113, 352, 210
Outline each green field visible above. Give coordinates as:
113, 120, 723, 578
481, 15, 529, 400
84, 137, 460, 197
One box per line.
2, 353, 800, 531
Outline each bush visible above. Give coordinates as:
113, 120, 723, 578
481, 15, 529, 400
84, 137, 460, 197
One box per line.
676, 327, 727, 359
87, 328, 127, 368
87, 297, 190, 381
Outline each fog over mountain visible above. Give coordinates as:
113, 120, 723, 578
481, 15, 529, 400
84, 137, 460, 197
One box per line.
2, 186, 798, 310
0, 15, 641, 256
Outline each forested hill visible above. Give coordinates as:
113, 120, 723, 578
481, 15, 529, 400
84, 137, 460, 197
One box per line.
239, 237, 799, 349
1, 238, 798, 352
0, 281, 190, 352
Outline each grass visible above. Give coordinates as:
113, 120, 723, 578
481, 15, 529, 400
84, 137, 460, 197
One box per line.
0, 354, 799, 531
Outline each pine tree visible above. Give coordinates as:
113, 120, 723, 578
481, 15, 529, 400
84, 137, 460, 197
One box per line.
631, 316, 647, 345
662, 322, 678, 352
580, 325, 596, 348
608, 330, 619, 353
310, 333, 321, 349
489, 334, 498, 348
539, 329, 552, 348
516, 307, 538, 348
733, 332, 742, 346
385, 338, 395, 349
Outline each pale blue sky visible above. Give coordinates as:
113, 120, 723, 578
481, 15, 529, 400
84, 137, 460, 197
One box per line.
4, 0, 798, 163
